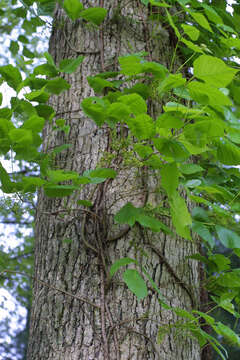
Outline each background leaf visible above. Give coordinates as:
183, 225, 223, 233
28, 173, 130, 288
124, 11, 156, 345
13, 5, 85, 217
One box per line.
123, 269, 148, 300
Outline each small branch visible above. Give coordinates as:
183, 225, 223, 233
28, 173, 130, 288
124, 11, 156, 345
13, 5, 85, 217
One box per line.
148, 244, 196, 308
105, 303, 120, 360
0, 269, 100, 310
107, 226, 130, 243
0, 220, 32, 226
99, 0, 105, 71
100, 267, 109, 359
42, 208, 100, 220
81, 213, 99, 254
126, 327, 162, 360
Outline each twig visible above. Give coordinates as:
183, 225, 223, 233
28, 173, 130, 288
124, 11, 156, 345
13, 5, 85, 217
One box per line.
107, 226, 130, 242
147, 243, 196, 308
99, 0, 105, 71
126, 327, 162, 360
105, 303, 120, 360
81, 213, 99, 254
100, 267, 109, 359
0, 269, 100, 309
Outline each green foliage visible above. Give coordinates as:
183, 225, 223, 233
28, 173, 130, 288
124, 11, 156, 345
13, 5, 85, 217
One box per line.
63, 0, 83, 21
1, 0, 240, 358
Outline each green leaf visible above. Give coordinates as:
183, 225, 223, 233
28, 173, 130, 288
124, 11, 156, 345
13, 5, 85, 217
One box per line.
88, 168, 117, 179
192, 221, 214, 248
126, 114, 155, 140
216, 139, 240, 165
37, 0, 56, 16
44, 51, 55, 66
80, 7, 107, 26
22, 115, 45, 133
115, 203, 171, 233
106, 102, 131, 122
185, 179, 201, 188
190, 11, 213, 32
166, 9, 180, 38
0, 163, 15, 193
217, 272, 240, 288
144, 154, 163, 169
81, 170, 104, 184
153, 138, 190, 161
46, 78, 71, 95
21, 176, 46, 192
123, 269, 148, 300
213, 322, 240, 347
124, 83, 150, 100
63, 0, 83, 20
169, 191, 192, 240
59, 56, 84, 73
137, 214, 171, 233
76, 199, 92, 207
216, 225, 240, 249
0, 108, 12, 120
158, 73, 186, 96
187, 81, 232, 107
81, 97, 106, 126
163, 102, 202, 117
119, 54, 145, 76
119, 54, 167, 78
114, 202, 139, 226
183, 119, 225, 151
156, 113, 183, 130
25, 88, 50, 103
9, 40, 20, 56
149, 0, 170, 7
47, 169, 80, 183
179, 164, 203, 175
18, 35, 29, 44
23, 46, 35, 59
142, 62, 168, 79
75, 176, 91, 185
9, 128, 33, 146
133, 144, 153, 158
88, 76, 115, 93
110, 257, 137, 277
174, 308, 197, 321
119, 93, 147, 115
181, 24, 200, 41
161, 163, 179, 196
194, 55, 238, 88
34, 64, 59, 77
36, 104, 55, 120
202, 4, 223, 25
44, 185, 79, 197
0, 65, 22, 92
209, 254, 231, 272
0, 118, 14, 143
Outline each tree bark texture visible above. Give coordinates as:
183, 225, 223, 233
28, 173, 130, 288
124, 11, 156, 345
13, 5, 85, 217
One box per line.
27, 1, 201, 359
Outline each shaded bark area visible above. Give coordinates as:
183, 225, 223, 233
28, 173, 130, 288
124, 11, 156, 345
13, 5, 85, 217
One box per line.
27, 1, 201, 359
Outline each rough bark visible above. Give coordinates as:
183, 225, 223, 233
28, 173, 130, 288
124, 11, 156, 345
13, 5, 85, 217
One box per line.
27, 1, 201, 359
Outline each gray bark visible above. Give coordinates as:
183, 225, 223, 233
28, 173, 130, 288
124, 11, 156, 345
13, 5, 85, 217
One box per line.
27, 1, 201, 359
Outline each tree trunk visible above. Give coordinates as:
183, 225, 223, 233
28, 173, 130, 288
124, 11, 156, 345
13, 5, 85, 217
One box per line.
27, 1, 201, 359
